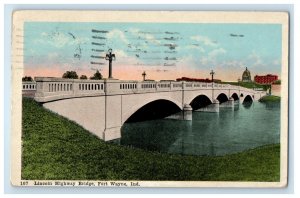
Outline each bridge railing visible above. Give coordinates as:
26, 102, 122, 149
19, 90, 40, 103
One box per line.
171, 82, 183, 90
34, 77, 106, 102
139, 81, 157, 91
117, 80, 139, 94
157, 81, 172, 91
22, 81, 37, 98
22, 81, 36, 90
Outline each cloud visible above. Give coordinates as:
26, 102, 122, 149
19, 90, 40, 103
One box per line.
128, 28, 139, 34
185, 45, 205, 53
177, 55, 198, 69
128, 28, 161, 45
36, 32, 70, 48
70, 37, 90, 45
200, 48, 226, 63
47, 52, 60, 60
106, 29, 129, 45
208, 48, 226, 58
144, 34, 160, 45
190, 35, 218, 47
272, 59, 281, 66
113, 49, 139, 66
247, 51, 264, 67
217, 60, 245, 69
35, 31, 89, 48
188, 47, 226, 68
41, 32, 47, 36
199, 57, 210, 65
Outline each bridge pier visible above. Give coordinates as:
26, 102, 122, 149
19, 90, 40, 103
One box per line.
239, 95, 244, 103
196, 100, 220, 113
103, 127, 121, 141
220, 97, 235, 109
183, 104, 193, 120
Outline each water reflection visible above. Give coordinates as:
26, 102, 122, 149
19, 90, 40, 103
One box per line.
242, 101, 253, 109
121, 119, 184, 152
120, 101, 280, 156
234, 101, 240, 111
264, 101, 281, 109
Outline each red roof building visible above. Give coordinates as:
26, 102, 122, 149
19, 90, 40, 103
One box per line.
254, 74, 278, 84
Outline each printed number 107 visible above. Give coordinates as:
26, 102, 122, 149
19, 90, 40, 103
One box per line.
20, 181, 28, 186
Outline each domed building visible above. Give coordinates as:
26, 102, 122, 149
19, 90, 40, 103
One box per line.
242, 67, 252, 82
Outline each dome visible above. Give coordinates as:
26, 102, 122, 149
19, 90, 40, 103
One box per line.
242, 67, 250, 77
242, 67, 251, 82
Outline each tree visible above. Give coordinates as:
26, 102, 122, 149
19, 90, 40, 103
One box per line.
62, 71, 78, 79
273, 80, 281, 85
22, 76, 33, 81
90, 70, 103, 80
80, 75, 88, 80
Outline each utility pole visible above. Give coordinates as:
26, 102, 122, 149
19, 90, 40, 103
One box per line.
105, 49, 116, 79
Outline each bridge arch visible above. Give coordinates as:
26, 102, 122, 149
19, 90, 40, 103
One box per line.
242, 95, 253, 103
184, 91, 213, 106
190, 95, 213, 110
231, 93, 239, 101
216, 93, 229, 103
122, 98, 182, 124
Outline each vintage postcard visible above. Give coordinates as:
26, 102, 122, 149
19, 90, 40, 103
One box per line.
11, 11, 289, 188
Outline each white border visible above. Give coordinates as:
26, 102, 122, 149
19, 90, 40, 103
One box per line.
11, 10, 289, 188
2, 1, 297, 196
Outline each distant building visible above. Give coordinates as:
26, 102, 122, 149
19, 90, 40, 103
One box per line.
242, 67, 252, 82
254, 74, 278, 84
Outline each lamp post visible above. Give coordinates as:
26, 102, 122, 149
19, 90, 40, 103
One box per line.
142, 71, 146, 81
105, 49, 116, 79
210, 70, 215, 99
210, 70, 215, 83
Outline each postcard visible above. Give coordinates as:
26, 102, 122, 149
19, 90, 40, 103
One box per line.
11, 10, 289, 187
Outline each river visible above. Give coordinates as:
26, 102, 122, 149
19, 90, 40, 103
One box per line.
120, 101, 280, 156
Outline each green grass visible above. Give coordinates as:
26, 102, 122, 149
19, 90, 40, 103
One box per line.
22, 98, 280, 181
259, 95, 281, 102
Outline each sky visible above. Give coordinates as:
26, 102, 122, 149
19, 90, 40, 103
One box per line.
24, 22, 282, 81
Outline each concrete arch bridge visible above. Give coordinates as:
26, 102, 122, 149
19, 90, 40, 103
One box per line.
34, 77, 266, 141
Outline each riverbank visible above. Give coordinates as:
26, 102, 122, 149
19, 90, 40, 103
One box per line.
22, 98, 280, 181
259, 95, 281, 102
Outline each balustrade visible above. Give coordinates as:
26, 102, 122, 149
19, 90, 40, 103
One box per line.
22, 82, 36, 90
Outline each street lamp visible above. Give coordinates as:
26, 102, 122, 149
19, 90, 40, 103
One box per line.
142, 71, 146, 81
210, 70, 215, 82
210, 70, 215, 99
105, 48, 116, 79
